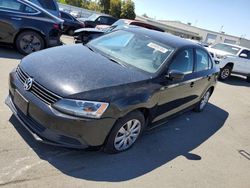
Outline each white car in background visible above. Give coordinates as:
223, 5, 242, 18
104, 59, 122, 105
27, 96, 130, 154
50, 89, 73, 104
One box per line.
206, 43, 250, 82
70, 11, 81, 18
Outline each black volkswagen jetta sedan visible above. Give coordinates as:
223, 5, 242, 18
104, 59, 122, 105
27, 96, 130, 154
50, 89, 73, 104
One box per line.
6, 28, 219, 153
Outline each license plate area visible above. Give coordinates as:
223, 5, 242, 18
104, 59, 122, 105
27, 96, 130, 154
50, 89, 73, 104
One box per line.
14, 90, 29, 115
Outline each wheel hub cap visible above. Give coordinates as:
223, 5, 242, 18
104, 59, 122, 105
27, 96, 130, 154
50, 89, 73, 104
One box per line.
114, 119, 141, 151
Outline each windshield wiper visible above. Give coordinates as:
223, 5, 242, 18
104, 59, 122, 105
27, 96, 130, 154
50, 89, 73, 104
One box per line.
108, 57, 127, 68
85, 45, 94, 52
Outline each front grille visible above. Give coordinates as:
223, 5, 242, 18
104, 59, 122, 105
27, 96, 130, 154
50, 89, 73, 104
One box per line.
16, 66, 61, 105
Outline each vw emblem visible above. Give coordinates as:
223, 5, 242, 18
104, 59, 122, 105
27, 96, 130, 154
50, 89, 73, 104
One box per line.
24, 78, 34, 91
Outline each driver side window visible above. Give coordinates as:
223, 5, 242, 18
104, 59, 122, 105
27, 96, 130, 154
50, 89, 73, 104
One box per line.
168, 49, 194, 74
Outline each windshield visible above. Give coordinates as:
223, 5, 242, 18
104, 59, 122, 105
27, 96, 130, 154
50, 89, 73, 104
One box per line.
87, 14, 99, 21
211, 43, 240, 55
88, 30, 174, 74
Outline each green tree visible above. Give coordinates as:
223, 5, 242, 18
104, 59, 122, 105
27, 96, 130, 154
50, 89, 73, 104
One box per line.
65, 0, 82, 7
120, 0, 135, 20
99, 0, 110, 14
88, 1, 103, 12
110, 0, 121, 18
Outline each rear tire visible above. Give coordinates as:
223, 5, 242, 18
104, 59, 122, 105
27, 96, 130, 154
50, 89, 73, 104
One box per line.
104, 111, 145, 154
219, 66, 232, 80
16, 31, 45, 55
194, 89, 211, 112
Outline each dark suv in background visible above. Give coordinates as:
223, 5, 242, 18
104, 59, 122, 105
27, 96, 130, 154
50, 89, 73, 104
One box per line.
60, 11, 85, 36
0, 0, 63, 55
78, 14, 118, 28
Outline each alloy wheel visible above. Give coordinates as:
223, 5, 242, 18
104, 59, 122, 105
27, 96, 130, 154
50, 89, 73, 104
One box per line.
19, 34, 42, 54
114, 119, 141, 151
221, 68, 230, 79
200, 91, 210, 110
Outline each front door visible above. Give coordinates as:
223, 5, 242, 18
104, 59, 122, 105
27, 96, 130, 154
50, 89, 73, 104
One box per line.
236, 50, 250, 74
153, 48, 197, 123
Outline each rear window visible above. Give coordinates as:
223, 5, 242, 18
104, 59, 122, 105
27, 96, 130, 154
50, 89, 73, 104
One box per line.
29, 0, 57, 11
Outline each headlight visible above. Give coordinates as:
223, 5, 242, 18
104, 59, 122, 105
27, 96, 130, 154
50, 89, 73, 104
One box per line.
53, 99, 109, 119
216, 54, 227, 59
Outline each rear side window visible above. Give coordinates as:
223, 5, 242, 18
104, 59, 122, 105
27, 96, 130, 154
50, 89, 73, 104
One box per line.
0, 0, 37, 13
195, 49, 212, 72
97, 16, 109, 24
168, 49, 194, 74
107, 18, 116, 25
24, 5, 37, 13
0, 0, 22, 11
240, 50, 250, 59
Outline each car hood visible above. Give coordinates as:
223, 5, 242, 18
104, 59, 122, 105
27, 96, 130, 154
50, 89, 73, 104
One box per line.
206, 47, 233, 56
20, 44, 150, 97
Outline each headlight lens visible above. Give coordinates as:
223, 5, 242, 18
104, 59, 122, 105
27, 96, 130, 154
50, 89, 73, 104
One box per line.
53, 99, 109, 119
216, 54, 227, 59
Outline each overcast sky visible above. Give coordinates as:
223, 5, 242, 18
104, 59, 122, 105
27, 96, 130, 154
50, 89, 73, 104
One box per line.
133, 0, 250, 39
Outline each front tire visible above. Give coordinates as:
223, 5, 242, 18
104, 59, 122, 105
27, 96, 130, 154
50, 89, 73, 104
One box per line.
16, 31, 45, 55
104, 111, 145, 154
194, 89, 211, 112
219, 66, 232, 80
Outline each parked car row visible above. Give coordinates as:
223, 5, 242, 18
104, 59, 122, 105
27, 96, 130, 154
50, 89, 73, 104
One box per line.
1, 0, 165, 54
74, 19, 165, 44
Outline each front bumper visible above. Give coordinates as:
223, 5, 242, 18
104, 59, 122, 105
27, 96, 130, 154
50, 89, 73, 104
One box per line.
5, 70, 116, 149
5, 95, 86, 148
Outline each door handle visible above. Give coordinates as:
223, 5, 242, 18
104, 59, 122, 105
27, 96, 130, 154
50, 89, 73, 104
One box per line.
190, 82, 194, 88
11, 17, 22, 21
207, 74, 212, 81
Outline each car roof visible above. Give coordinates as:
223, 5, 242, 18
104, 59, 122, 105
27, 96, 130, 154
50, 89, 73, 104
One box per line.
119, 19, 165, 32
91, 13, 115, 18
123, 27, 201, 49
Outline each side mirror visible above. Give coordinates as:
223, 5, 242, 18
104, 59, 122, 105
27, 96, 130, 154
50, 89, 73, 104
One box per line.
239, 53, 247, 58
167, 70, 185, 81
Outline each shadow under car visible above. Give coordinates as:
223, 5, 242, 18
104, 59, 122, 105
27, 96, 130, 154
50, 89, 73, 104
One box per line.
9, 103, 228, 182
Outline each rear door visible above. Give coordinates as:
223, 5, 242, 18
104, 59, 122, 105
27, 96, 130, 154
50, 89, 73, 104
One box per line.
0, 0, 39, 43
192, 48, 214, 98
